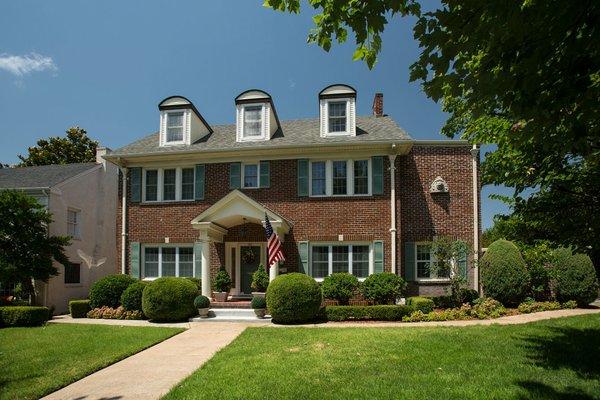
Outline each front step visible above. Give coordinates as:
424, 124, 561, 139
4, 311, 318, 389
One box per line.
190, 308, 271, 322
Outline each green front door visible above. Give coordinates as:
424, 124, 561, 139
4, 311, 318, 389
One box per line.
240, 246, 261, 295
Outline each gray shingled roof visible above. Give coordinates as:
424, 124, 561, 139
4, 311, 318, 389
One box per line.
0, 163, 98, 189
110, 115, 412, 157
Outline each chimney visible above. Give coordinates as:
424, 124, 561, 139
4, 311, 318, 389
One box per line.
372, 93, 383, 117
95, 146, 111, 167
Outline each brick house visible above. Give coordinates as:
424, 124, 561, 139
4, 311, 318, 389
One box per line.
105, 85, 481, 298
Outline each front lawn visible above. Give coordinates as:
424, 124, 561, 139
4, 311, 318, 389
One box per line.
164, 314, 600, 400
0, 323, 183, 400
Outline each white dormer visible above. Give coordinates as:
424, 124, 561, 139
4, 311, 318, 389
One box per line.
319, 84, 357, 137
158, 96, 212, 147
235, 90, 280, 142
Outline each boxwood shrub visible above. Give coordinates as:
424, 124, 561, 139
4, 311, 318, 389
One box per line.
0, 306, 49, 327
361, 272, 406, 305
480, 239, 530, 306
554, 253, 599, 306
266, 273, 322, 324
142, 277, 198, 321
69, 299, 91, 318
89, 274, 137, 308
406, 296, 434, 313
321, 273, 359, 305
325, 305, 413, 321
194, 295, 210, 309
121, 281, 149, 312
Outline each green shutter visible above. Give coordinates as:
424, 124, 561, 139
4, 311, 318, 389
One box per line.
193, 242, 203, 278
298, 241, 309, 275
297, 159, 309, 197
404, 242, 416, 281
229, 162, 241, 189
129, 242, 140, 278
194, 164, 205, 200
374, 240, 384, 273
458, 250, 468, 280
372, 156, 384, 195
130, 167, 141, 203
259, 161, 270, 188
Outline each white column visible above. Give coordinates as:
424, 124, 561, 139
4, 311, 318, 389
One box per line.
201, 240, 211, 297
471, 145, 480, 292
388, 154, 397, 274
269, 261, 279, 281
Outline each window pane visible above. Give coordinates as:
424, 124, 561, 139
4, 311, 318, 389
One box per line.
416, 244, 432, 278
332, 246, 349, 273
145, 170, 158, 201
178, 247, 194, 277
328, 101, 347, 132
163, 169, 176, 200
181, 168, 194, 200
311, 162, 326, 195
162, 248, 176, 276
332, 161, 347, 195
244, 106, 262, 137
311, 246, 329, 278
354, 160, 369, 195
243, 164, 258, 188
64, 263, 80, 284
67, 210, 80, 238
144, 248, 159, 277
352, 245, 369, 278
166, 112, 184, 142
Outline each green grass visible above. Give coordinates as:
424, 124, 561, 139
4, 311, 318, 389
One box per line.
164, 314, 600, 400
0, 323, 184, 400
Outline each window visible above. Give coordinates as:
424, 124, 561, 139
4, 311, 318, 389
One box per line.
243, 164, 259, 188
143, 246, 195, 278
67, 209, 81, 239
416, 244, 449, 280
64, 263, 81, 284
243, 105, 263, 138
309, 159, 370, 197
143, 167, 195, 202
166, 112, 184, 142
328, 101, 347, 133
310, 244, 371, 279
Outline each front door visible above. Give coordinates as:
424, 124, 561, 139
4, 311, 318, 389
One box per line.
240, 246, 261, 295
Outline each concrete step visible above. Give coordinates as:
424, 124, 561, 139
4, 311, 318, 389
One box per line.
190, 308, 271, 323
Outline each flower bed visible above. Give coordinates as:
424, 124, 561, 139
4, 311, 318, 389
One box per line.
87, 306, 144, 320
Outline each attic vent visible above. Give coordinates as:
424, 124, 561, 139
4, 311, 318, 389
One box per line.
430, 176, 449, 193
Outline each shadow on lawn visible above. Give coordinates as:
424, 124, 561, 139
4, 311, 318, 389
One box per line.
516, 381, 596, 400
520, 326, 600, 379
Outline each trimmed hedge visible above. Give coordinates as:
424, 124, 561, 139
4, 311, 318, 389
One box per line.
325, 305, 413, 321
121, 281, 148, 312
321, 273, 359, 305
0, 306, 49, 327
554, 253, 599, 306
89, 274, 137, 308
361, 272, 406, 305
266, 273, 322, 324
406, 296, 434, 313
480, 239, 530, 306
142, 277, 198, 322
69, 300, 91, 318
194, 295, 210, 309
186, 277, 202, 293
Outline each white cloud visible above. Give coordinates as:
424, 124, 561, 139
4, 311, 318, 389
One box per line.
0, 52, 57, 77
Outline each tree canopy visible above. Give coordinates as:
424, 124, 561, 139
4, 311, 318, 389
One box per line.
18, 126, 98, 166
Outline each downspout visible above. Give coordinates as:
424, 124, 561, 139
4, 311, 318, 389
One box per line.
471, 145, 480, 291
120, 167, 127, 274
389, 151, 398, 274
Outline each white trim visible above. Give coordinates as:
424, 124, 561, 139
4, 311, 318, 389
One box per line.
241, 162, 260, 189
320, 98, 356, 137
308, 158, 371, 197
308, 242, 373, 281
472, 145, 480, 291
237, 103, 268, 142
160, 109, 189, 146
225, 242, 266, 295
141, 166, 195, 203
414, 242, 451, 282
141, 244, 195, 279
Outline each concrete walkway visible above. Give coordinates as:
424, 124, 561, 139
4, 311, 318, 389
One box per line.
42, 322, 249, 400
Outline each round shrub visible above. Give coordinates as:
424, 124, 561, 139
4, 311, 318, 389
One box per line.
480, 240, 530, 306
406, 296, 435, 313
69, 300, 91, 318
89, 274, 137, 308
251, 296, 267, 309
321, 273, 359, 305
185, 277, 202, 293
266, 273, 322, 324
361, 272, 406, 305
554, 253, 599, 306
121, 281, 148, 311
0, 306, 49, 327
193, 295, 210, 309
142, 277, 198, 321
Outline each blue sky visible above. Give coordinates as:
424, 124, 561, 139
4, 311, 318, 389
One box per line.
0, 0, 510, 228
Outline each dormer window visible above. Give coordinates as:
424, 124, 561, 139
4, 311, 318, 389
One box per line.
319, 84, 357, 137
243, 105, 264, 139
158, 96, 213, 147
235, 90, 281, 143
328, 101, 347, 133
166, 112, 184, 143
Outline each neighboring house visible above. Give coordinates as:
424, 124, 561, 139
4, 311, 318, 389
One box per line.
105, 85, 480, 298
0, 149, 118, 313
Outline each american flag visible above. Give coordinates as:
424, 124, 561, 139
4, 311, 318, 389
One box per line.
265, 212, 285, 268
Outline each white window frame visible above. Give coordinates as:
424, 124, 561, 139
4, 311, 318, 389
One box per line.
325, 99, 351, 136
164, 111, 186, 145
66, 208, 81, 240
142, 167, 195, 203
141, 245, 195, 280
415, 242, 450, 282
241, 163, 260, 189
309, 242, 373, 282
308, 159, 372, 197
241, 103, 266, 141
